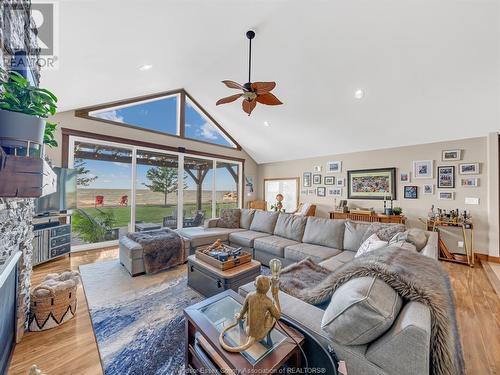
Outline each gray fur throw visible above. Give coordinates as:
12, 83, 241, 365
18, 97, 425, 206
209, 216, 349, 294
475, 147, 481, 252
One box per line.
279, 249, 465, 375
128, 229, 184, 274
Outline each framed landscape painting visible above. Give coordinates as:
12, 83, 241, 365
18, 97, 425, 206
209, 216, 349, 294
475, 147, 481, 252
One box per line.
347, 168, 396, 200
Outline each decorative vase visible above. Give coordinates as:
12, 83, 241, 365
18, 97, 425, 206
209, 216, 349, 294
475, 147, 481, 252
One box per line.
0, 109, 45, 156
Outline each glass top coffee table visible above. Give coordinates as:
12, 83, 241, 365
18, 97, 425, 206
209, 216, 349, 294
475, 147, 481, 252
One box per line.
184, 289, 304, 373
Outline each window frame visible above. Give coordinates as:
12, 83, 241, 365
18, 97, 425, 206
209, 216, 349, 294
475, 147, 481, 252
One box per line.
75, 89, 241, 150
263, 177, 300, 213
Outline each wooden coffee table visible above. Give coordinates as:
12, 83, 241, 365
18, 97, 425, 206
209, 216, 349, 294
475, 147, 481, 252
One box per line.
185, 289, 304, 374
187, 254, 261, 297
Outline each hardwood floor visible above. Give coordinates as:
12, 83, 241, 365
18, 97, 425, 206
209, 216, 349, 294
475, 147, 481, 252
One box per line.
8, 249, 500, 375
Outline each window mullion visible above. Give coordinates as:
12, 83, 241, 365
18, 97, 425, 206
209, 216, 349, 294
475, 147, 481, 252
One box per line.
212, 160, 217, 219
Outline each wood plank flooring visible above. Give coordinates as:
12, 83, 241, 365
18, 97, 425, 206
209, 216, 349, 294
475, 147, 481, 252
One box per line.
8, 249, 500, 375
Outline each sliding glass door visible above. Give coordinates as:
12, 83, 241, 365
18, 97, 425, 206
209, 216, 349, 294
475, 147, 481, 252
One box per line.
69, 136, 242, 250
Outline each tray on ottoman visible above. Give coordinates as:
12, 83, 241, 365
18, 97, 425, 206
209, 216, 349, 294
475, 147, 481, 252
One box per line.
195, 244, 251, 271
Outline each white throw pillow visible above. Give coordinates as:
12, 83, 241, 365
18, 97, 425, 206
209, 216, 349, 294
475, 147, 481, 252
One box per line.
355, 233, 388, 257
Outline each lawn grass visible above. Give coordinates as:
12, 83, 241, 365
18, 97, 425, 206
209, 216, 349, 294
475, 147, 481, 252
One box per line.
78, 202, 237, 228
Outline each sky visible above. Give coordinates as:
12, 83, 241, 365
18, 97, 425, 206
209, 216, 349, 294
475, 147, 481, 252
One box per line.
92, 96, 234, 148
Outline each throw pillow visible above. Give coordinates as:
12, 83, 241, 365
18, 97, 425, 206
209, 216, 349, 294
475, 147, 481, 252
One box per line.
361, 222, 406, 243
407, 228, 428, 251
321, 276, 403, 345
343, 220, 371, 251
217, 209, 241, 228
388, 232, 417, 252
240, 209, 255, 229
355, 233, 388, 258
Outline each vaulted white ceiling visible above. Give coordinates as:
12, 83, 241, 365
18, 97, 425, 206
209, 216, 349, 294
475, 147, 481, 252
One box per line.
41, 0, 499, 163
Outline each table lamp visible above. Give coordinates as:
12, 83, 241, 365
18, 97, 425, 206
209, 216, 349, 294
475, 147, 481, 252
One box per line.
269, 258, 282, 281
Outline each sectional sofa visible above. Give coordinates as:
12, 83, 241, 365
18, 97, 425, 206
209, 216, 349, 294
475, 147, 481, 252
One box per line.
178, 208, 439, 375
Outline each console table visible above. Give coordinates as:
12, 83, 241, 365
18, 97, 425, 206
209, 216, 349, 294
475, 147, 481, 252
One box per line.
329, 211, 406, 224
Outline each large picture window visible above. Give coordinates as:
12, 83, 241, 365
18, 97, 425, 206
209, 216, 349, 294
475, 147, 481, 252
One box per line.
264, 178, 299, 213
68, 136, 242, 249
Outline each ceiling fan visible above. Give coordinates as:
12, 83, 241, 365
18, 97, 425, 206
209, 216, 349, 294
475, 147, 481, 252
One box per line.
216, 30, 283, 116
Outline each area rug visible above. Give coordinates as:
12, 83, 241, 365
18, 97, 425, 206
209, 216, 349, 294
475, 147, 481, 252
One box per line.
79, 260, 203, 375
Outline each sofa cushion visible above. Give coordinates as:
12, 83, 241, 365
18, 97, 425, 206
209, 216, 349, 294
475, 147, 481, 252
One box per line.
285, 243, 342, 263
177, 227, 245, 248
302, 217, 345, 249
331, 250, 356, 264
361, 222, 406, 243
318, 257, 345, 272
253, 235, 299, 258
250, 211, 280, 234
229, 230, 270, 248
321, 276, 403, 345
355, 234, 388, 258
217, 208, 241, 228
240, 209, 255, 230
343, 221, 371, 251
274, 213, 307, 242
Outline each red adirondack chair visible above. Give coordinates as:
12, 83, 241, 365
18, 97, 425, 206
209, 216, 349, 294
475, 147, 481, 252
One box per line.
95, 195, 104, 208
119, 195, 128, 206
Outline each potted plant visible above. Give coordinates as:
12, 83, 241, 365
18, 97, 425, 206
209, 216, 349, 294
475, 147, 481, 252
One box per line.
392, 207, 403, 216
0, 68, 58, 156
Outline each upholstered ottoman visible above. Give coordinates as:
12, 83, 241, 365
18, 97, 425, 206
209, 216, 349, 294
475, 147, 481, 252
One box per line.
119, 228, 189, 276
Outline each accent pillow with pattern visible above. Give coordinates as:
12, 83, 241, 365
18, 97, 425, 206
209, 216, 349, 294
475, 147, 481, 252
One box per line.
217, 208, 241, 228
361, 222, 406, 243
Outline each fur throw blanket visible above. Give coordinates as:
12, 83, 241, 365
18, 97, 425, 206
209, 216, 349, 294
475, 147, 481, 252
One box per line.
279, 249, 465, 375
128, 229, 184, 274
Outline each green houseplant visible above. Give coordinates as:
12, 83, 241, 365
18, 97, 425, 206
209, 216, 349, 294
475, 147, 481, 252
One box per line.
392, 207, 403, 216
0, 67, 58, 154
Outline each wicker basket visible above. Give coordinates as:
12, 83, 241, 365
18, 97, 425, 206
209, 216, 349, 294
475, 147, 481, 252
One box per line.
29, 280, 78, 332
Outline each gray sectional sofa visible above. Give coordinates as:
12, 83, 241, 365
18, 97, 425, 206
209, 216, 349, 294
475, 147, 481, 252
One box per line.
178, 208, 438, 375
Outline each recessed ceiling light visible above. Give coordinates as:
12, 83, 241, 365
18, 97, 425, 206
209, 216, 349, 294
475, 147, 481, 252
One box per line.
354, 89, 365, 99
139, 64, 153, 71
263, 121, 270, 127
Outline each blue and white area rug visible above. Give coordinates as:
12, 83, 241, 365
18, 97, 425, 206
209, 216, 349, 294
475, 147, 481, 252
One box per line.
79, 260, 203, 375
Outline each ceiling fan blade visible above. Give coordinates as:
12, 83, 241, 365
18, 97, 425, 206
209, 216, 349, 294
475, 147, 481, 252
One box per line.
242, 99, 257, 115
251, 81, 276, 94
256, 93, 283, 106
216, 94, 242, 105
222, 80, 246, 90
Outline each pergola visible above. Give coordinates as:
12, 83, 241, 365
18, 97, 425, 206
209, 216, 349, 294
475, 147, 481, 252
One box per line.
74, 143, 238, 210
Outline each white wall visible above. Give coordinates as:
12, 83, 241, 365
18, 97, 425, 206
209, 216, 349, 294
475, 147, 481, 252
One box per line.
258, 137, 496, 256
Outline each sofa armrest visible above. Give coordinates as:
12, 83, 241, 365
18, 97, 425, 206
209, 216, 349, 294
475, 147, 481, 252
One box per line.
204, 218, 219, 228
366, 301, 431, 375
421, 231, 438, 260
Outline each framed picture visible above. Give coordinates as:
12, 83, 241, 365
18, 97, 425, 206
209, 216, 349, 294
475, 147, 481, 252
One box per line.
328, 187, 342, 196
439, 191, 455, 200
303, 172, 312, 187
423, 184, 434, 195
437, 166, 455, 188
317, 187, 326, 197
300, 189, 308, 195
324, 176, 335, 185
347, 168, 396, 200
413, 160, 434, 179
308, 189, 315, 194
336, 178, 345, 187
314, 165, 322, 172
313, 174, 322, 184
326, 161, 342, 174
459, 163, 479, 175
400, 172, 410, 183
404, 186, 418, 199
442, 149, 461, 161
461, 178, 478, 187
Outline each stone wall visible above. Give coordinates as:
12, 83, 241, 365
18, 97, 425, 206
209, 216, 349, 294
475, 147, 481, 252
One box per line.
0, 0, 40, 342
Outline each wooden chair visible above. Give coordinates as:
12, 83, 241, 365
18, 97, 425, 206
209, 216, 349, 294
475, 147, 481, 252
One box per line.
94, 195, 104, 208
248, 200, 267, 210
293, 203, 316, 217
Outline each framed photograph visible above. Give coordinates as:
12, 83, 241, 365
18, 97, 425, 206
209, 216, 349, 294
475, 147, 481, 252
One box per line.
314, 165, 322, 172
308, 189, 315, 195
347, 168, 396, 200
324, 176, 335, 185
461, 178, 478, 187
326, 161, 342, 174
303, 172, 312, 187
404, 186, 418, 199
300, 189, 308, 195
442, 149, 461, 161
413, 160, 434, 179
423, 184, 434, 195
313, 174, 322, 184
317, 187, 326, 197
336, 178, 345, 187
439, 191, 455, 200
459, 163, 479, 175
328, 187, 342, 196
437, 166, 455, 188
400, 172, 410, 183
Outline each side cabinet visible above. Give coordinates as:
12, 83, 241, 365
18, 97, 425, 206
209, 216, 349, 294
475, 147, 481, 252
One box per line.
33, 222, 71, 266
